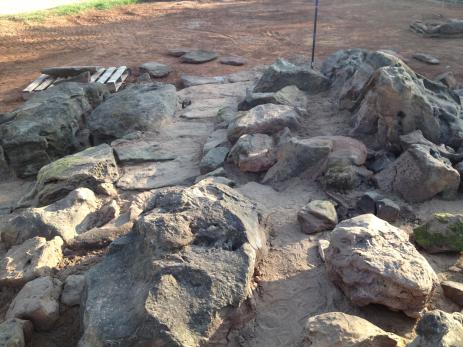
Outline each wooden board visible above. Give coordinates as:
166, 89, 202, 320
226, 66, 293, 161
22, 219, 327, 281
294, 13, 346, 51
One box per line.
106, 66, 128, 92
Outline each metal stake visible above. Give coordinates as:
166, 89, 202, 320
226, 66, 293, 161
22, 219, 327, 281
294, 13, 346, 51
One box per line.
311, 0, 320, 69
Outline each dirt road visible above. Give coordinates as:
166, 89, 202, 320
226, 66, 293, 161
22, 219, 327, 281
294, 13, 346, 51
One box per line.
0, 0, 462, 113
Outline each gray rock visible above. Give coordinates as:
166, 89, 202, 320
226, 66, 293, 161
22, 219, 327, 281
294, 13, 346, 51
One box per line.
375, 145, 460, 203
227, 104, 301, 143
326, 214, 438, 318
229, 133, 276, 173
88, 83, 177, 144
41, 66, 101, 77
441, 280, 463, 306
274, 85, 308, 110
0, 236, 63, 287
180, 75, 225, 88
413, 53, 440, 65
367, 151, 395, 173
79, 181, 266, 346
139, 62, 172, 78
220, 56, 247, 66
254, 58, 330, 93
180, 50, 218, 64
199, 146, 229, 174
357, 191, 383, 214
202, 129, 229, 155
6, 276, 62, 331
0, 83, 108, 177
167, 47, 191, 57
376, 198, 400, 222
0, 145, 10, 178
435, 71, 458, 89
408, 310, 463, 347
61, 274, 85, 306
411, 18, 463, 38
112, 136, 177, 163
297, 200, 338, 234
322, 165, 359, 192
0, 318, 33, 347
137, 72, 151, 83
237, 91, 278, 111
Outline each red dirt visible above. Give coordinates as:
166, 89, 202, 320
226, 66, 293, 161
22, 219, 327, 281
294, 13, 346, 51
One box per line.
1, 0, 463, 113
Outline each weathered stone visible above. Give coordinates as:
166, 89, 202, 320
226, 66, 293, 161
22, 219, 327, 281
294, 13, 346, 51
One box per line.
322, 165, 359, 191
413, 212, 463, 253
367, 151, 396, 173
227, 104, 301, 143
88, 83, 177, 144
199, 146, 229, 174
326, 214, 438, 318
357, 191, 383, 214
441, 280, 463, 306
254, 58, 330, 93
180, 75, 225, 88
413, 53, 440, 65
220, 56, 247, 66
0, 83, 108, 177
318, 239, 330, 262
202, 129, 229, 154
0, 236, 63, 287
0, 318, 33, 347
411, 18, 463, 38
237, 91, 278, 111
376, 198, 400, 222
274, 85, 308, 110
435, 71, 458, 89
229, 133, 276, 172
0, 145, 10, 178
408, 310, 463, 347
180, 50, 218, 64
375, 145, 460, 203
301, 312, 407, 347
297, 200, 338, 234
61, 274, 85, 306
167, 47, 191, 57
79, 181, 266, 346
6, 276, 62, 331
41, 66, 101, 77
139, 62, 172, 78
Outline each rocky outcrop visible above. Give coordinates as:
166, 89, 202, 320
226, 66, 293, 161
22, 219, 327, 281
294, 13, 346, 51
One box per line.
297, 200, 338, 234
325, 214, 438, 318
0, 318, 33, 347
79, 181, 266, 346
0, 82, 108, 177
301, 312, 407, 347
0, 236, 63, 287
88, 83, 177, 144
229, 133, 276, 172
413, 213, 463, 253
375, 145, 460, 203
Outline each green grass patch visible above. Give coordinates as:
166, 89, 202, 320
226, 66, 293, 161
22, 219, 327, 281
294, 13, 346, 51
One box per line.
3, 0, 141, 22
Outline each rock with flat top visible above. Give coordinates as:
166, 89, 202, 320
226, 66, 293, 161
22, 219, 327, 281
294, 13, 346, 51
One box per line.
229, 133, 276, 172
441, 280, 463, 306
180, 50, 218, 64
298, 200, 338, 234
139, 62, 172, 78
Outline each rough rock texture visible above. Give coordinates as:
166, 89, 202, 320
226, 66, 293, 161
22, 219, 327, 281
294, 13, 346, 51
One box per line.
0, 236, 63, 287
2, 188, 115, 247
227, 104, 301, 143
0, 82, 108, 177
202, 129, 229, 155
29, 144, 119, 206
441, 281, 463, 306
199, 146, 229, 174
139, 62, 172, 78
61, 274, 86, 306
229, 133, 276, 172
408, 310, 463, 347
410, 18, 463, 38
435, 71, 458, 90
413, 213, 463, 253
297, 200, 338, 234
79, 181, 266, 346
325, 214, 438, 318
88, 83, 177, 144
220, 56, 246, 66
0, 318, 33, 347
375, 145, 460, 203
253, 58, 330, 93
6, 276, 62, 331
301, 312, 407, 347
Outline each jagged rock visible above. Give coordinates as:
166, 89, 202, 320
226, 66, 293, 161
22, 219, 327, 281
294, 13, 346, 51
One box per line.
441, 280, 463, 306
325, 214, 438, 318
6, 276, 62, 331
413, 53, 440, 65
410, 18, 463, 38
301, 312, 407, 347
88, 83, 177, 144
227, 104, 301, 143
435, 71, 458, 89
408, 310, 463, 347
375, 145, 460, 203
413, 212, 463, 253
79, 181, 266, 346
199, 146, 229, 174
229, 133, 276, 172
0, 318, 33, 347
0, 236, 63, 287
202, 129, 229, 154
297, 200, 338, 234
254, 58, 330, 93
180, 50, 218, 64
2, 188, 116, 247
26, 144, 119, 207
220, 56, 246, 66
139, 62, 172, 78
61, 274, 85, 306
0, 83, 108, 177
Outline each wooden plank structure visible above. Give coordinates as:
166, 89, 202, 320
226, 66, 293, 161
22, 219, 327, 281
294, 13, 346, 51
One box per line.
23, 66, 129, 98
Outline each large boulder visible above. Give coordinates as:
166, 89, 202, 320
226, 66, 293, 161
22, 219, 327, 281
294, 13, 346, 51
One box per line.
88, 83, 177, 144
325, 214, 438, 318
227, 104, 301, 143
6, 276, 62, 331
413, 212, 463, 253
229, 133, 276, 172
0, 236, 63, 287
2, 188, 116, 247
0, 83, 108, 177
253, 58, 330, 93
28, 144, 119, 206
79, 181, 266, 346
375, 145, 460, 203
301, 312, 407, 347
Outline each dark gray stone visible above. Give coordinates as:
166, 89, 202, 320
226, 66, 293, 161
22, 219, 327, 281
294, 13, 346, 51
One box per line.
220, 56, 247, 66
139, 62, 172, 78
199, 146, 229, 174
180, 50, 218, 64
413, 53, 440, 65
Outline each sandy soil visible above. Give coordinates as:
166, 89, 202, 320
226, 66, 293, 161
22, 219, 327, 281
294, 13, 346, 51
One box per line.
1, 0, 463, 113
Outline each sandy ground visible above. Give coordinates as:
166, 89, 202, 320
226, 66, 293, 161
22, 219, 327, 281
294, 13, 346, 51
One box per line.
1, 0, 463, 113
0, 0, 88, 15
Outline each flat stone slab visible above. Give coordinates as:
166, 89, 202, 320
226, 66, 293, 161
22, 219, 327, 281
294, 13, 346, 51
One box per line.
220, 56, 247, 66
112, 138, 177, 164
179, 98, 237, 119
413, 53, 440, 65
139, 62, 172, 78
178, 81, 251, 101
180, 50, 218, 64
